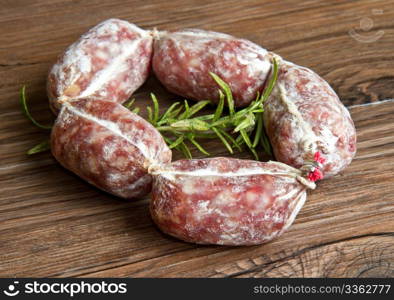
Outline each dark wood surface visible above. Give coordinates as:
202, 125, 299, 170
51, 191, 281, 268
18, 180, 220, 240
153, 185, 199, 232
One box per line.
0, 0, 393, 277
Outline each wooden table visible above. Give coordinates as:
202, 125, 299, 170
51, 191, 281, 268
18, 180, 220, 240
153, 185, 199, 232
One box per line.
0, 0, 393, 277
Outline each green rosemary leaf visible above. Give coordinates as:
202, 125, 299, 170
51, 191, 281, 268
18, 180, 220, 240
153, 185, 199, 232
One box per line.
233, 120, 247, 133
231, 106, 258, 126
253, 57, 278, 156
194, 114, 215, 121
261, 132, 272, 156
171, 119, 210, 131
235, 134, 245, 146
162, 136, 174, 145
253, 113, 263, 148
219, 129, 242, 152
179, 141, 192, 159
166, 106, 183, 121
20, 86, 52, 130
150, 93, 160, 125
240, 129, 252, 148
146, 106, 153, 124
213, 90, 225, 122
250, 146, 259, 160
123, 98, 135, 109
251, 108, 264, 113
157, 102, 180, 125
211, 115, 232, 128
179, 100, 190, 120
240, 128, 259, 160
210, 72, 235, 116
188, 135, 210, 156
260, 57, 279, 104
186, 100, 211, 118
169, 135, 184, 149
233, 113, 255, 133
254, 91, 261, 102
156, 126, 173, 132
27, 140, 50, 155
212, 127, 233, 154
131, 107, 140, 114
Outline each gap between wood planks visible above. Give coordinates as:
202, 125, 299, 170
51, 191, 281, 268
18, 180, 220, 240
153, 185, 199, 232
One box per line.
348, 98, 394, 108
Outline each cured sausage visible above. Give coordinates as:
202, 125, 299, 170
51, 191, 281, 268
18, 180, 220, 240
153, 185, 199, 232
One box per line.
47, 19, 153, 113
150, 157, 314, 246
152, 29, 272, 107
263, 60, 357, 178
51, 98, 172, 199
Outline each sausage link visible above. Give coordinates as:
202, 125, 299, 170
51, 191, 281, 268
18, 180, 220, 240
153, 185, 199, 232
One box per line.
51, 98, 172, 199
47, 19, 153, 113
150, 157, 313, 246
153, 29, 272, 107
263, 60, 357, 177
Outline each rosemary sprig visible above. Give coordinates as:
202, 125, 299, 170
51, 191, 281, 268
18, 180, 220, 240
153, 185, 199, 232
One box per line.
126, 58, 279, 159
27, 140, 51, 155
22, 58, 278, 158
123, 98, 135, 109
20, 86, 53, 154
20, 86, 52, 130
210, 73, 235, 116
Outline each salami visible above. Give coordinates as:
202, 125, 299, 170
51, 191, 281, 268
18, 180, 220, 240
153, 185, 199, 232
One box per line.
51, 98, 172, 199
47, 19, 153, 113
263, 60, 357, 178
152, 29, 272, 107
150, 157, 314, 246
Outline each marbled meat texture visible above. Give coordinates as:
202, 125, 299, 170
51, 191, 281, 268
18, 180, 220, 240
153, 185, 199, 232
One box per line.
152, 29, 272, 107
47, 18, 153, 113
51, 98, 172, 199
263, 60, 357, 177
150, 157, 309, 246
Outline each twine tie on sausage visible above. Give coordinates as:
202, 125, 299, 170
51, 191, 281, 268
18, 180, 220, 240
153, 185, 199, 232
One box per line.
300, 151, 326, 182
56, 95, 70, 105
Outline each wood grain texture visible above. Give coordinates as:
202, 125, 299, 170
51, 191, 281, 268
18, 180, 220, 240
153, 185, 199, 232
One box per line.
0, 0, 393, 278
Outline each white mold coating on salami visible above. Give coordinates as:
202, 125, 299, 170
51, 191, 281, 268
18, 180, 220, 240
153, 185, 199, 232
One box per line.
47, 19, 153, 113
263, 60, 357, 177
51, 98, 172, 199
150, 157, 310, 246
152, 29, 272, 107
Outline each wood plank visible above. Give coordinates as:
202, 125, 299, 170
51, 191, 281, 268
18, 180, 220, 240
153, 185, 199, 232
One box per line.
0, 0, 393, 277
232, 234, 394, 278
83, 234, 394, 278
